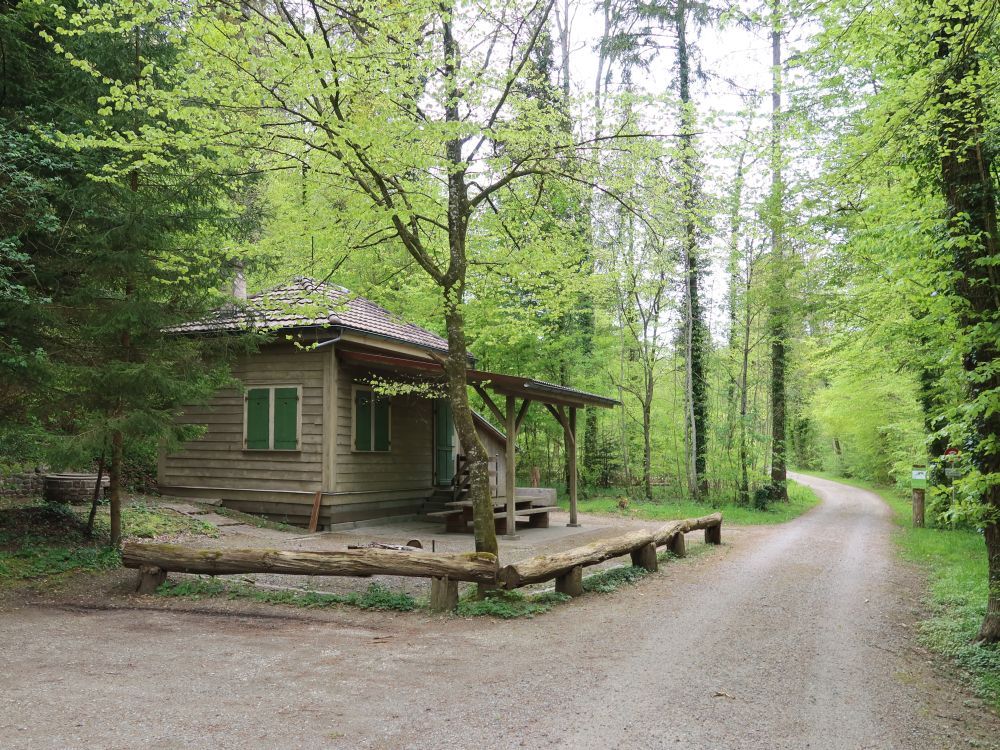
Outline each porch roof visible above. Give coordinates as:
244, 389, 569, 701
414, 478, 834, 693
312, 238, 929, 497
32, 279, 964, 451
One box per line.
337, 349, 619, 410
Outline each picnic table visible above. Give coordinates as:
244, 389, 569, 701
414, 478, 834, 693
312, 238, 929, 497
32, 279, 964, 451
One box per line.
428, 496, 559, 534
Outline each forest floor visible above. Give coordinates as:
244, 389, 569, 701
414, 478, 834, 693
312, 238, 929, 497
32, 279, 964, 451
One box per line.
2, 474, 1000, 748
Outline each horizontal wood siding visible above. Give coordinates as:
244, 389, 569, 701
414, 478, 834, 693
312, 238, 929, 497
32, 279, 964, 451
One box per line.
335, 365, 434, 495
159, 344, 325, 496
479, 427, 508, 497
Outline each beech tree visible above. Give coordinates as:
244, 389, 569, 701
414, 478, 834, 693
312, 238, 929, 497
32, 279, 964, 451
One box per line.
52, 0, 639, 556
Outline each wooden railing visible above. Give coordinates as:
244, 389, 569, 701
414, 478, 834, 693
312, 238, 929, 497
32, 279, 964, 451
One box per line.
452, 454, 471, 501
497, 512, 723, 594
122, 512, 722, 612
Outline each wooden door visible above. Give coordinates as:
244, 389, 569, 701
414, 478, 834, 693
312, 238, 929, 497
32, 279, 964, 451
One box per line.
434, 399, 455, 486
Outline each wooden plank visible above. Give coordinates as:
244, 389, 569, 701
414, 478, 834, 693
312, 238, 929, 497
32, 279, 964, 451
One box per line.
308, 490, 323, 532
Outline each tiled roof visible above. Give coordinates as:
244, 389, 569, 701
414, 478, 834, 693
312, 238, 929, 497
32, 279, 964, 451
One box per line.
169, 277, 449, 352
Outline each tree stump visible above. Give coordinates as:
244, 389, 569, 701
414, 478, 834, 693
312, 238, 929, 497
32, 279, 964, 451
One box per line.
668, 532, 687, 558
630, 542, 658, 572
555, 565, 584, 597
705, 523, 722, 545
430, 576, 459, 612
135, 566, 166, 595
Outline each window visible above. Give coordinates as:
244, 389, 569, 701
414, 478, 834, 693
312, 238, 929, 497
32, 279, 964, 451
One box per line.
244, 386, 300, 450
353, 387, 390, 452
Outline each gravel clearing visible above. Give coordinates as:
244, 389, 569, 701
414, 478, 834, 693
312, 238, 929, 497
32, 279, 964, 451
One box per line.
2, 473, 999, 749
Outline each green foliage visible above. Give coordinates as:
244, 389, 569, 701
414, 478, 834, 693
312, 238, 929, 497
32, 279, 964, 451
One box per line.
582, 565, 649, 593
455, 589, 570, 619
157, 579, 417, 612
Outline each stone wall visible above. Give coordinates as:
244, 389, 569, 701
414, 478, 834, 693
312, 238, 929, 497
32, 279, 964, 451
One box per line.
0, 469, 46, 497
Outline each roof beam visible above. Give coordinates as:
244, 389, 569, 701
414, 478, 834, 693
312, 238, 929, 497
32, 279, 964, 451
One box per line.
472, 383, 505, 425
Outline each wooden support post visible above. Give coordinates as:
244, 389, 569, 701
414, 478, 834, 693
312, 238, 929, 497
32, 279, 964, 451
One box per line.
555, 565, 584, 596
668, 532, 686, 558
504, 394, 519, 540
430, 576, 459, 612
567, 407, 579, 527
135, 565, 166, 595
705, 523, 722, 545
630, 542, 658, 572
912, 488, 925, 528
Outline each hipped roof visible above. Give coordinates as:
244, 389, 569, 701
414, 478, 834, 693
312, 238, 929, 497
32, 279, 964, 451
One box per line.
169, 277, 450, 353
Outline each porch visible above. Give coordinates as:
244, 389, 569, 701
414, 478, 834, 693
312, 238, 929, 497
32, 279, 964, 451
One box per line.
337, 347, 620, 539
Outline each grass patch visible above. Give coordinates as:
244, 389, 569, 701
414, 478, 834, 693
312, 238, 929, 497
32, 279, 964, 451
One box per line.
0, 497, 218, 587
561, 479, 820, 526
93, 501, 219, 540
582, 564, 649, 593
158, 578, 417, 612
455, 588, 570, 619
795, 470, 1000, 712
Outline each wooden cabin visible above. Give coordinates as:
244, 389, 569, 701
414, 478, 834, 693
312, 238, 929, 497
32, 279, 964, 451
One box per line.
159, 277, 616, 530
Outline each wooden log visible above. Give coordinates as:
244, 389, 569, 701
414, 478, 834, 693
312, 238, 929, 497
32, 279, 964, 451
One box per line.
652, 513, 723, 547
430, 577, 459, 612
135, 565, 166, 595
668, 532, 686, 558
498, 529, 654, 589
630, 542, 658, 572
652, 520, 685, 547
705, 523, 722, 545
555, 565, 583, 596
122, 543, 498, 584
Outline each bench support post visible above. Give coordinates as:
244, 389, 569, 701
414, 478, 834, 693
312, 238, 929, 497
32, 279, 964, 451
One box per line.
630, 542, 658, 572
430, 576, 459, 612
136, 565, 166, 595
668, 532, 687, 558
555, 565, 584, 597
705, 523, 722, 545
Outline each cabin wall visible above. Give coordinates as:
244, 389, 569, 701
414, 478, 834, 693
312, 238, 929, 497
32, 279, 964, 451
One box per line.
333, 363, 434, 519
478, 428, 508, 497
158, 343, 326, 523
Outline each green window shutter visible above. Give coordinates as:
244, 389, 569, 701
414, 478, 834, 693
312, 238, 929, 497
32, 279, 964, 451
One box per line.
373, 396, 390, 452
355, 390, 372, 451
246, 388, 270, 449
273, 388, 299, 450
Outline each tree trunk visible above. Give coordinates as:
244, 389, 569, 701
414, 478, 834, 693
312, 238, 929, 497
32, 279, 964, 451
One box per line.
85, 450, 106, 537
438, 15, 498, 560
931, 0, 1000, 643
642, 377, 653, 501
675, 0, 708, 499
767, 0, 788, 501
443, 290, 498, 558
109, 429, 123, 548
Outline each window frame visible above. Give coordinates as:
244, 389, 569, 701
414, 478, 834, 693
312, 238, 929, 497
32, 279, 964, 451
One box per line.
242, 384, 302, 452
351, 384, 392, 453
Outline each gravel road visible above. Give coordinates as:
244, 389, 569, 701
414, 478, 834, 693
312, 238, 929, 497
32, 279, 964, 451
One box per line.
2, 473, 998, 749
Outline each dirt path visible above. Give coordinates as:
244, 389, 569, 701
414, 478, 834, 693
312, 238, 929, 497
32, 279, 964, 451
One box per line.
2, 474, 998, 749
